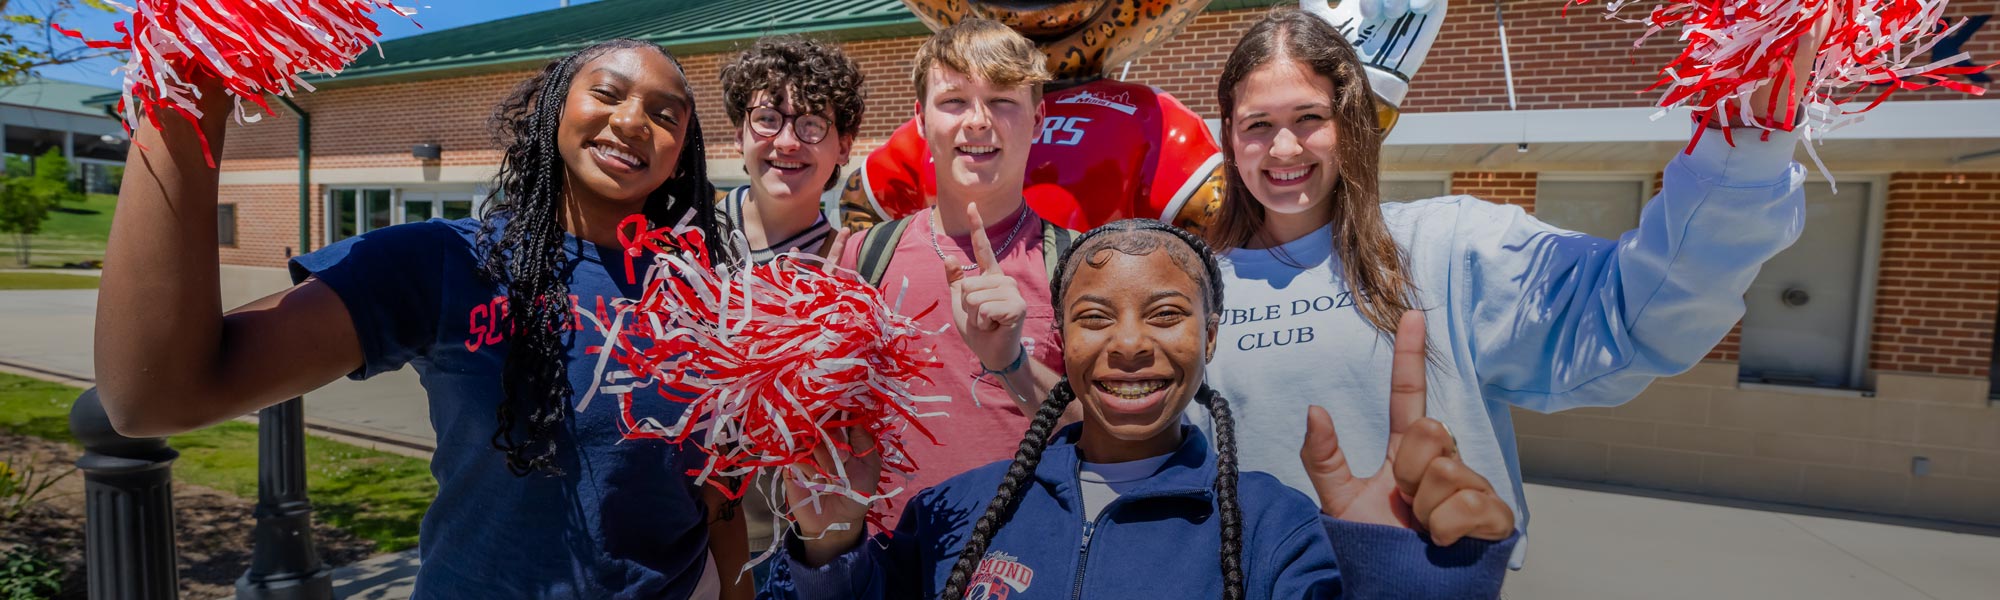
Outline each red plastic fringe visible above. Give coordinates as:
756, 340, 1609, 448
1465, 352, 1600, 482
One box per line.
1569, 0, 1993, 175
581, 215, 947, 570
55, 0, 416, 166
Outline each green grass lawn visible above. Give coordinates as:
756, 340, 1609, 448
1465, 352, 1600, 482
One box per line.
38, 193, 118, 240
15, 193, 117, 269
0, 372, 434, 552
0, 272, 100, 290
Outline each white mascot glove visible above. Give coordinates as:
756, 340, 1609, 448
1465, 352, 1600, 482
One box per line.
1299, 0, 1448, 112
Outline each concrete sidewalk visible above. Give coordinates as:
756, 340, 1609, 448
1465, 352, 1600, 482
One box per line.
0, 287, 436, 453
1505, 481, 2000, 599
299, 480, 2000, 599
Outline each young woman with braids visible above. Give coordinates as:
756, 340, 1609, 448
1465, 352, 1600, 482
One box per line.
1188, 8, 1815, 568
764, 220, 1518, 600
96, 40, 753, 597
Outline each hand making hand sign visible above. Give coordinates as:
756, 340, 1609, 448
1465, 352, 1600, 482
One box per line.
942, 201, 1030, 375
1300, 310, 1516, 546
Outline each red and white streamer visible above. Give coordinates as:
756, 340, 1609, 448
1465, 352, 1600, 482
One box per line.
54, 0, 416, 166
1571, 0, 1993, 177
580, 215, 948, 571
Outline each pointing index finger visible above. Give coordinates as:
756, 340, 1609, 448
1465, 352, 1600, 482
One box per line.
966, 201, 1000, 272
1388, 309, 1428, 434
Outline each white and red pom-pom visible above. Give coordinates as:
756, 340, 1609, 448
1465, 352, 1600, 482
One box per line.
55, 0, 416, 166
1571, 0, 1992, 168
580, 215, 947, 568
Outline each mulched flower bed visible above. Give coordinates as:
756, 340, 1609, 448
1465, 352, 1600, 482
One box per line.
1, 432, 376, 599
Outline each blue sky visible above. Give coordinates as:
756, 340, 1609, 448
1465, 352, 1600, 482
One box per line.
36, 1, 583, 89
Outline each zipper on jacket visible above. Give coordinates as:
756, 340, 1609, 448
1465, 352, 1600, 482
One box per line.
1071, 515, 1104, 600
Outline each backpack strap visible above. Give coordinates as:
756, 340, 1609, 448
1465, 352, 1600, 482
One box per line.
1040, 220, 1077, 281
861, 211, 1074, 288
856, 215, 914, 288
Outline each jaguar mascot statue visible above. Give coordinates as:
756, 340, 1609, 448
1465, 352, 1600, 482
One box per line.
841, 0, 1447, 234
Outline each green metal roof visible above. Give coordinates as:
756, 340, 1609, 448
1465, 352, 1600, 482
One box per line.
328, 0, 1290, 86
327, 0, 928, 86
83, 0, 1292, 103
0, 78, 119, 116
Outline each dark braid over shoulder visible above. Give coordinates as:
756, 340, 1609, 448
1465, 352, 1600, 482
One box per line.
1198, 385, 1246, 600
940, 381, 1077, 599
475, 39, 728, 477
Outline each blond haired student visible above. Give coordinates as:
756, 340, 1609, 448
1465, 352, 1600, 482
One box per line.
835, 19, 1083, 514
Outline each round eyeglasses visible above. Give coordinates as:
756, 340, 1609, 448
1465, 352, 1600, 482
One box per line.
748, 105, 832, 145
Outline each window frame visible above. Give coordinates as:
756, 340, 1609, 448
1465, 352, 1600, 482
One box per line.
217, 203, 238, 248
325, 185, 488, 245
1380, 172, 1451, 203
324, 186, 397, 244
1733, 174, 1886, 391
1532, 172, 1656, 238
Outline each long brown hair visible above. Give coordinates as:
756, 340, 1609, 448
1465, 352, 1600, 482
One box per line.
1208, 8, 1419, 338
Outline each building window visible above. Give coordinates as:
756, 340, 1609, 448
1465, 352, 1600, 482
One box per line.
1990, 299, 1998, 400
1738, 180, 1875, 389
399, 190, 477, 224
328, 186, 481, 243
1533, 178, 1649, 239
327, 188, 393, 243
3, 125, 65, 163
78, 162, 122, 195
218, 203, 238, 247
71, 132, 128, 161
1381, 176, 1448, 203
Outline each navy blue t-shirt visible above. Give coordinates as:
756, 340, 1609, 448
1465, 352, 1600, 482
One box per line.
290, 217, 711, 598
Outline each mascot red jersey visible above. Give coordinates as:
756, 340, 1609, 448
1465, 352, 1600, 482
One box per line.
857, 78, 1222, 232
840, 0, 1447, 234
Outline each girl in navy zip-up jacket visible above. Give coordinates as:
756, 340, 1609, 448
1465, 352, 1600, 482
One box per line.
766, 220, 1520, 599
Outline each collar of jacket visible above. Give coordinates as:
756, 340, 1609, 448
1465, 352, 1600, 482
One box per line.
1032, 423, 1219, 509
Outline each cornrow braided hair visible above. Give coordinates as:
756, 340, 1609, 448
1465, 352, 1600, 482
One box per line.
941, 219, 1244, 599
476, 39, 729, 477
1197, 384, 1246, 600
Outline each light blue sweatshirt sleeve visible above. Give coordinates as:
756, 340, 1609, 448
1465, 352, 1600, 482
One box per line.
1459, 126, 1805, 413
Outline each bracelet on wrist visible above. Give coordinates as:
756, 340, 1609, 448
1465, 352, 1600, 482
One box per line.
979, 343, 1028, 378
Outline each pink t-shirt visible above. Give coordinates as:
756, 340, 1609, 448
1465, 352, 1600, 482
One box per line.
840, 204, 1064, 528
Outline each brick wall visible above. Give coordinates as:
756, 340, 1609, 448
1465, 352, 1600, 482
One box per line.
1408, 0, 2000, 113
1873, 172, 2000, 377
1449, 171, 1537, 212
215, 184, 321, 265
220, 71, 521, 170
1121, 9, 1266, 117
